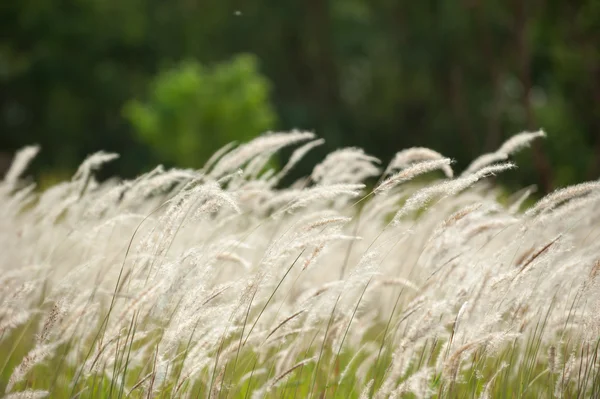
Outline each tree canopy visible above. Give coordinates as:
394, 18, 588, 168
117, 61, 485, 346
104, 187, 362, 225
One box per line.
1, 0, 599, 190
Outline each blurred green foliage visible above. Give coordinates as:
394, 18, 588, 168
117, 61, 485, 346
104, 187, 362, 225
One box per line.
1, 0, 599, 190
123, 55, 276, 168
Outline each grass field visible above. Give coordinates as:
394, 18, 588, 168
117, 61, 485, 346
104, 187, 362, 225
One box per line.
1, 130, 599, 398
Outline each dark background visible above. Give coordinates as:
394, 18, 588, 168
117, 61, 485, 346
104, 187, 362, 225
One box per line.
1, 0, 599, 191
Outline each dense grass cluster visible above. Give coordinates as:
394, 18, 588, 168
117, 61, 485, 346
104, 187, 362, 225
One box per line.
1, 131, 599, 398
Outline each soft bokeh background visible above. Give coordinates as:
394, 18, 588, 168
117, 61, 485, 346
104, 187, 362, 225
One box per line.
1, 0, 599, 191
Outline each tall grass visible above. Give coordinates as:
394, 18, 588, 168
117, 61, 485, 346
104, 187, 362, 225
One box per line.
1, 130, 599, 398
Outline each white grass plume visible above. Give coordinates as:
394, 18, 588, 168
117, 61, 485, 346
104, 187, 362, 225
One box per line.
209, 130, 314, 178
3, 145, 40, 187
375, 158, 453, 194
312, 147, 380, 184
72, 151, 119, 181
385, 147, 452, 178
463, 130, 545, 175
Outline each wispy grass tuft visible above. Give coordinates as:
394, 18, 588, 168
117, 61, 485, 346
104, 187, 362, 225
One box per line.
1, 130, 599, 398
